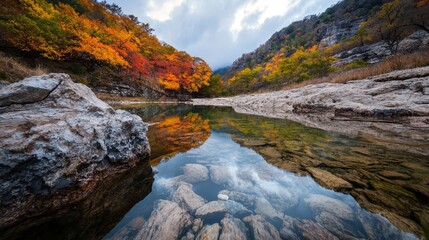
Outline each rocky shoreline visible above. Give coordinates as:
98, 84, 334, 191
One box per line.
193, 66, 429, 153
0, 74, 152, 233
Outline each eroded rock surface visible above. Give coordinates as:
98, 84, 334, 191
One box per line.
172, 182, 206, 213
182, 164, 209, 183
243, 215, 281, 240
307, 167, 353, 191
195, 223, 220, 240
219, 214, 248, 240
195, 200, 250, 218
135, 200, 191, 240
194, 66, 429, 123
0, 74, 150, 228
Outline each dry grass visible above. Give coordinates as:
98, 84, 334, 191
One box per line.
0, 52, 47, 82
282, 49, 429, 91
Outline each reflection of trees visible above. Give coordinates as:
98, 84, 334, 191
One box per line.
148, 112, 210, 165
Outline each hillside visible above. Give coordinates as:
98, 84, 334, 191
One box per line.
216, 0, 429, 95
0, 0, 211, 98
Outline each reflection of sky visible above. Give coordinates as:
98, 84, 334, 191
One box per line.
104, 131, 416, 239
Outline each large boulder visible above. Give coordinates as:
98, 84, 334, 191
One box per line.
0, 74, 150, 227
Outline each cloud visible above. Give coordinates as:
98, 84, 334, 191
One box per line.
230, 0, 301, 40
146, 0, 185, 22
105, 0, 338, 69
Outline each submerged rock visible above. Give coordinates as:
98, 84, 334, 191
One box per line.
192, 218, 203, 233
295, 219, 338, 240
209, 165, 231, 185
195, 200, 250, 218
135, 200, 191, 240
307, 167, 353, 191
172, 182, 206, 213
243, 215, 281, 240
315, 211, 362, 239
254, 198, 284, 220
220, 214, 248, 240
304, 194, 353, 221
195, 223, 220, 240
0, 74, 150, 228
218, 190, 257, 209
182, 164, 209, 183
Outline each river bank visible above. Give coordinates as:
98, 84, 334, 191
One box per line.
193, 66, 429, 154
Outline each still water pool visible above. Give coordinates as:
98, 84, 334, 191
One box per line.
104, 104, 428, 240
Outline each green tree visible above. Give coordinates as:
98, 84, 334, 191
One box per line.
200, 74, 228, 97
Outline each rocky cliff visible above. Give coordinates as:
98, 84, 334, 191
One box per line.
0, 74, 151, 229
228, 0, 386, 73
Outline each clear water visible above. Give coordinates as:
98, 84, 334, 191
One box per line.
104, 104, 428, 240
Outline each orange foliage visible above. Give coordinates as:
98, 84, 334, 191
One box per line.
0, 0, 212, 93
417, 0, 429, 7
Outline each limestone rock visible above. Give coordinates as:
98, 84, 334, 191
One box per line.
195, 224, 220, 240
254, 198, 284, 220
295, 219, 338, 240
135, 200, 191, 240
0, 74, 150, 228
209, 165, 231, 185
193, 66, 429, 141
220, 214, 248, 240
259, 147, 282, 158
0, 74, 62, 107
378, 170, 411, 180
279, 216, 299, 240
182, 164, 209, 183
304, 194, 353, 221
243, 215, 281, 240
315, 211, 362, 239
398, 30, 429, 53
218, 190, 257, 209
172, 182, 206, 213
192, 218, 203, 233
180, 231, 195, 240
307, 167, 353, 191
195, 200, 250, 218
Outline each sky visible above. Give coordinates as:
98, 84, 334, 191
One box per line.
105, 0, 339, 70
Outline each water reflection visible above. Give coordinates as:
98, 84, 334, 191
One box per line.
105, 104, 429, 239
1, 161, 153, 240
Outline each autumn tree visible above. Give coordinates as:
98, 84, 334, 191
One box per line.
412, 0, 429, 33
0, 0, 212, 94
364, 0, 411, 54
199, 74, 228, 97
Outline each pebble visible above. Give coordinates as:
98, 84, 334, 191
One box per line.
218, 193, 229, 201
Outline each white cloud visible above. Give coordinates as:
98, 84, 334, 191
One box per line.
230, 0, 300, 41
147, 0, 185, 22
105, 0, 339, 69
